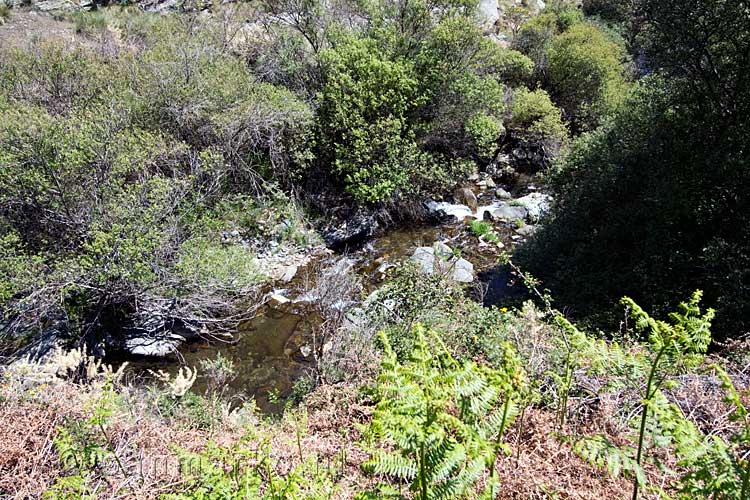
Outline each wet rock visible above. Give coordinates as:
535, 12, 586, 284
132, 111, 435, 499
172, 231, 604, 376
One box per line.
322, 211, 379, 250
454, 187, 478, 212
515, 193, 552, 222
409, 242, 474, 283
479, 202, 528, 222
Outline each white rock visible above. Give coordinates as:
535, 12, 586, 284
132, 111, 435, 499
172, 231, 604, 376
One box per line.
453, 259, 474, 283
425, 201, 474, 221
269, 292, 291, 307
410, 246, 435, 274
515, 193, 553, 222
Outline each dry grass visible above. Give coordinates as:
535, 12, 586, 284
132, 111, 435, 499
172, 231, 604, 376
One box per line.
1, 344, 745, 499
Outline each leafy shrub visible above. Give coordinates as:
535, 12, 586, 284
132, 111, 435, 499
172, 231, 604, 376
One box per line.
168, 430, 338, 499
508, 87, 567, 142
317, 37, 428, 204
546, 23, 628, 130
486, 48, 534, 87
511, 12, 559, 77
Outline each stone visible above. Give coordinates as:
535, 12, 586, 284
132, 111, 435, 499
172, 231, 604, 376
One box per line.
478, 0, 499, 27
516, 224, 538, 237
125, 333, 184, 357
453, 258, 474, 283
425, 200, 474, 222
484, 177, 497, 189
35, 0, 93, 11
410, 244, 474, 283
515, 193, 552, 222
495, 188, 512, 200
269, 292, 291, 307
454, 187, 478, 212
410, 246, 435, 274
481, 202, 528, 222
433, 241, 454, 260
322, 211, 379, 250
279, 265, 298, 283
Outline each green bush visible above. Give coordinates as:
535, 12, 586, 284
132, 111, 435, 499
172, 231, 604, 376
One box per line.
546, 23, 628, 130
508, 87, 567, 142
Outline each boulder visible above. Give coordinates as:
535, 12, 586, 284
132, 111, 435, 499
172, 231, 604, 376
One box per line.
322, 211, 379, 250
452, 259, 474, 283
409, 242, 474, 283
478, 0, 499, 27
480, 202, 528, 222
125, 333, 184, 357
433, 241, 455, 260
411, 246, 435, 274
35, 0, 93, 11
453, 187, 478, 212
515, 193, 552, 222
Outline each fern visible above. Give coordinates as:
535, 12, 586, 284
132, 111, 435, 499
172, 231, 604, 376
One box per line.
359, 324, 527, 500
622, 290, 714, 500
675, 364, 750, 499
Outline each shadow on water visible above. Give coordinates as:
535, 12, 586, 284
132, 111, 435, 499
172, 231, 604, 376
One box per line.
127, 306, 319, 414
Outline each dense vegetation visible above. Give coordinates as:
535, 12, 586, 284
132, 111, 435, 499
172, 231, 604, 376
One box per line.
0, 0, 748, 499
520, 0, 750, 338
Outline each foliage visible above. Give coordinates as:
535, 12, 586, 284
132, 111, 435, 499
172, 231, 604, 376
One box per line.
360, 325, 527, 499
507, 87, 567, 142
573, 291, 714, 499
468, 220, 501, 245
546, 22, 628, 130
0, 17, 315, 347
166, 429, 338, 499
47, 384, 128, 498
317, 37, 429, 203
676, 364, 750, 499
199, 353, 236, 396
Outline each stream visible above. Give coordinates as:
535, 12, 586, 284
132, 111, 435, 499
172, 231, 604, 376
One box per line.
129, 173, 547, 412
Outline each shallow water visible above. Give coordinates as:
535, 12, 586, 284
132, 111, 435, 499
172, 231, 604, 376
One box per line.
131, 176, 541, 411
129, 306, 318, 413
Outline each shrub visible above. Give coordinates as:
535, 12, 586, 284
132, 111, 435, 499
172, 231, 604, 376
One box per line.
317, 37, 429, 204
511, 12, 559, 77
508, 87, 567, 142
486, 48, 534, 87
546, 23, 628, 130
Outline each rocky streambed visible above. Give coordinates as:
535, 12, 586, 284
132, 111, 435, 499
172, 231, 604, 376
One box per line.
130, 173, 552, 411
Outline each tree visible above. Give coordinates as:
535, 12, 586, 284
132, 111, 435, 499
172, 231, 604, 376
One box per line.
520, 0, 750, 337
